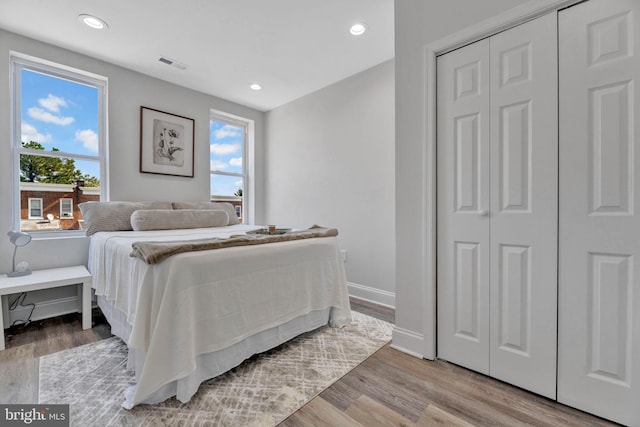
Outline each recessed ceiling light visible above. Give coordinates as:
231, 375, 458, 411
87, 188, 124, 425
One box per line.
78, 14, 108, 30
349, 23, 367, 36
249, 83, 262, 91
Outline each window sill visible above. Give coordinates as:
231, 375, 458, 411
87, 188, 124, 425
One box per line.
27, 229, 88, 241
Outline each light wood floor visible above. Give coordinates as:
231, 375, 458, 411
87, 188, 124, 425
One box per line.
292, 300, 618, 427
0, 299, 619, 426
0, 308, 112, 404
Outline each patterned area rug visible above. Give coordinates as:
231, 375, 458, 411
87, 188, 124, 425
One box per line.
39, 311, 392, 426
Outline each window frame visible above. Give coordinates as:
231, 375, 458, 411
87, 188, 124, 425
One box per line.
28, 198, 43, 219
209, 110, 254, 224
60, 198, 73, 218
10, 52, 109, 237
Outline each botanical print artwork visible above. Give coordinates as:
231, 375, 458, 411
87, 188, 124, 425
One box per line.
152, 119, 184, 166
140, 107, 194, 177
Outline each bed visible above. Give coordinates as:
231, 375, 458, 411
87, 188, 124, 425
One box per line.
82, 201, 351, 409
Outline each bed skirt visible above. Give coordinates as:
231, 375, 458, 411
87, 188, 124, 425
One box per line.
97, 296, 333, 408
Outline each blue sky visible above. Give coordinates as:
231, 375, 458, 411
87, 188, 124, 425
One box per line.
210, 120, 243, 197
20, 69, 100, 178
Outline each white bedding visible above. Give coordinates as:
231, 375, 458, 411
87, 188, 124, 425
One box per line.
88, 224, 351, 408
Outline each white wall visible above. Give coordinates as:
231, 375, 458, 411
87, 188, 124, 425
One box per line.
393, 0, 533, 356
265, 60, 395, 306
0, 29, 265, 318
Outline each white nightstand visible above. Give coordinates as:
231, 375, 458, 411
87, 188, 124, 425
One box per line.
0, 265, 92, 350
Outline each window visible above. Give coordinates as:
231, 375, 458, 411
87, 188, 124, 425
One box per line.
210, 112, 252, 223
12, 53, 108, 233
60, 198, 73, 218
28, 198, 43, 219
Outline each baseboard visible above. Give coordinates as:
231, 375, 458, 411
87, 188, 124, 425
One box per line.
4, 295, 81, 328
391, 327, 426, 359
347, 282, 395, 309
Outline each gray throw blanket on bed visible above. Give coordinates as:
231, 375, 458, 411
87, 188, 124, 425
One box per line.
130, 225, 339, 264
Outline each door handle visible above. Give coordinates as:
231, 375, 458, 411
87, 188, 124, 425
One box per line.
479, 210, 489, 217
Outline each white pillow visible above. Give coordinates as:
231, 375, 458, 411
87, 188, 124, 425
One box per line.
172, 201, 240, 225
130, 209, 229, 231
78, 201, 173, 236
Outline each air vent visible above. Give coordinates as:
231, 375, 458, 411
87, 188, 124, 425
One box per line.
158, 56, 188, 70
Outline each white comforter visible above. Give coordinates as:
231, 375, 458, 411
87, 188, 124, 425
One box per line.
88, 224, 351, 408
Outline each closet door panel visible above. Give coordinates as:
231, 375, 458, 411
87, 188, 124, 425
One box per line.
489, 12, 558, 399
437, 39, 491, 374
559, 0, 640, 424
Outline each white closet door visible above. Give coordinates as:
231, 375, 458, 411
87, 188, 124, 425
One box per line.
488, 12, 558, 399
438, 12, 558, 396
559, 0, 640, 424
437, 38, 491, 374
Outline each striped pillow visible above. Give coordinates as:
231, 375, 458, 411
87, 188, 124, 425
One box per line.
79, 201, 173, 236
172, 201, 240, 225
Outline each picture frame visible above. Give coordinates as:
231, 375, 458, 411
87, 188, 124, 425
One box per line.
140, 106, 195, 177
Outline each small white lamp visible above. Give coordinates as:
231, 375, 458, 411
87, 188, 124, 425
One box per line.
7, 230, 32, 277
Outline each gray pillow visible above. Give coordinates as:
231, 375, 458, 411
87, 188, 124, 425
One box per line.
172, 201, 240, 225
78, 201, 173, 236
131, 209, 229, 231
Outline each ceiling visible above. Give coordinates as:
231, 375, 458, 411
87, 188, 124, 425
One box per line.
0, 0, 395, 112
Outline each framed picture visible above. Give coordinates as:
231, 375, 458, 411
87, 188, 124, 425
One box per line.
140, 106, 195, 177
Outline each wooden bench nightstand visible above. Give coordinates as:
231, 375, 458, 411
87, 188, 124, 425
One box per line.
0, 265, 92, 350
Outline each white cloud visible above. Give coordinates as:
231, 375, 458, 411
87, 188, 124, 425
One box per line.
210, 160, 228, 171
214, 125, 241, 140
28, 107, 75, 125
75, 129, 99, 153
234, 180, 243, 188
21, 122, 51, 144
210, 143, 240, 156
229, 157, 242, 167
38, 94, 67, 113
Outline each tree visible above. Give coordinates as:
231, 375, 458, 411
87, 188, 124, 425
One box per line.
234, 188, 243, 197
20, 141, 100, 186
